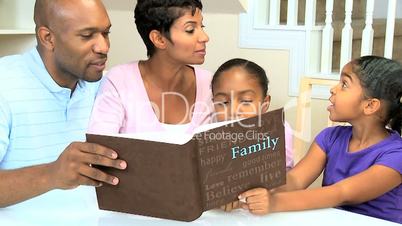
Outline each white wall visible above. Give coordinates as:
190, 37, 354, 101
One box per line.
373, 0, 402, 18
0, 35, 36, 57
0, 0, 36, 57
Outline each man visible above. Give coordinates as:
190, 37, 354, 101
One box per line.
0, 0, 126, 207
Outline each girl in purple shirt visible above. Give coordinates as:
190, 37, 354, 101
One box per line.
238, 56, 402, 224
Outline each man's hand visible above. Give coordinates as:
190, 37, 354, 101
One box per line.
239, 188, 271, 215
48, 142, 127, 189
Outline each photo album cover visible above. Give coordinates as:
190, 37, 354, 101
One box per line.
86, 108, 286, 222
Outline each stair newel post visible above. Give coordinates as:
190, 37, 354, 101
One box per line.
384, 0, 397, 59
340, 0, 353, 69
361, 0, 375, 56
287, 0, 298, 26
320, 0, 334, 74
269, 0, 281, 25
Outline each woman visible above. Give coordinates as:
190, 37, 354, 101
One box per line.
88, 0, 212, 135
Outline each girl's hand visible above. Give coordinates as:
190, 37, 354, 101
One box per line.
238, 188, 271, 215
220, 201, 240, 212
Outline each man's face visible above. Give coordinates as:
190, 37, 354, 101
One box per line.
51, 0, 111, 83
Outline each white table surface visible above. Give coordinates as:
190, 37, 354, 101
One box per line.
0, 186, 399, 226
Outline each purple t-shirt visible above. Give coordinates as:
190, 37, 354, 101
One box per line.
315, 126, 402, 224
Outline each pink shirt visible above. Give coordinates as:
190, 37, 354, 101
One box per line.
88, 61, 293, 169
284, 121, 294, 170
88, 61, 213, 135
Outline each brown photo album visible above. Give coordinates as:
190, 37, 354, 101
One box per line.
86, 108, 286, 221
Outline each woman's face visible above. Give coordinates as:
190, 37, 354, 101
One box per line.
165, 8, 209, 65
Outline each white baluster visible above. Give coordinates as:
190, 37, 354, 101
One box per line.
384, 0, 397, 59
287, 0, 298, 26
305, 0, 317, 27
304, 0, 317, 74
321, 0, 334, 74
361, 0, 375, 56
269, 0, 281, 25
340, 0, 353, 69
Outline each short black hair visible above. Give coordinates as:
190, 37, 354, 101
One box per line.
212, 58, 269, 98
134, 0, 203, 57
352, 56, 402, 134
